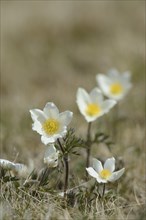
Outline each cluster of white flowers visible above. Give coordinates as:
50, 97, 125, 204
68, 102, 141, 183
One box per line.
28, 68, 131, 183
1, 68, 131, 188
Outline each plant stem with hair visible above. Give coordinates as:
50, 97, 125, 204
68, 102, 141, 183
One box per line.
57, 138, 69, 199
86, 122, 92, 178
102, 183, 106, 198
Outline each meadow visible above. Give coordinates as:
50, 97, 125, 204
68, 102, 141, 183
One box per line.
1, 1, 145, 220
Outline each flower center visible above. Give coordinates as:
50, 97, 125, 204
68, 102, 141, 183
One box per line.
86, 103, 101, 116
110, 83, 123, 95
100, 169, 112, 179
43, 119, 59, 135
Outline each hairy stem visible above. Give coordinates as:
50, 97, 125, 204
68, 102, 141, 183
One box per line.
57, 139, 69, 199
86, 122, 92, 177
102, 183, 106, 198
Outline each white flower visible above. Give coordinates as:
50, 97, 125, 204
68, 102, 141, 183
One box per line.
30, 102, 73, 145
96, 68, 132, 101
76, 87, 116, 122
86, 157, 125, 183
0, 159, 15, 170
44, 144, 59, 168
0, 159, 28, 177
13, 163, 28, 177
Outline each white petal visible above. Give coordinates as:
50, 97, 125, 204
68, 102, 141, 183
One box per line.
108, 168, 125, 182
90, 88, 103, 103
101, 100, 116, 114
30, 109, 46, 124
96, 74, 112, 97
44, 145, 59, 168
104, 157, 115, 172
43, 102, 59, 118
13, 163, 28, 176
32, 121, 43, 135
0, 159, 15, 170
44, 144, 57, 157
76, 88, 90, 114
108, 68, 119, 78
59, 111, 73, 126
92, 158, 103, 173
41, 135, 56, 145
80, 114, 96, 123
86, 167, 99, 179
86, 167, 107, 183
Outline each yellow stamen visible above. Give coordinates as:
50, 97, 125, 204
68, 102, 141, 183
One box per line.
110, 83, 123, 95
100, 169, 112, 179
43, 119, 59, 135
86, 103, 101, 116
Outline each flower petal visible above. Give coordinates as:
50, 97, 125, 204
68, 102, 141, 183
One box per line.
101, 100, 116, 114
44, 145, 59, 168
96, 74, 112, 97
104, 157, 115, 172
41, 135, 56, 145
86, 167, 99, 179
0, 159, 15, 170
108, 168, 125, 182
43, 102, 59, 118
30, 109, 46, 124
90, 88, 103, 104
92, 158, 103, 173
59, 111, 73, 126
108, 68, 119, 78
76, 88, 90, 114
86, 167, 107, 183
32, 121, 43, 135
44, 144, 57, 157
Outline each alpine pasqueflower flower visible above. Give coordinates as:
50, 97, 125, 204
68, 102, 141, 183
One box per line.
86, 157, 125, 183
30, 102, 73, 145
44, 144, 59, 168
76, 87, 116, 122
96, 68, 132, 101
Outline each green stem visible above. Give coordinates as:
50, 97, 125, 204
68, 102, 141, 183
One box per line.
86, 122, 92, 178
57, 139, 69, 199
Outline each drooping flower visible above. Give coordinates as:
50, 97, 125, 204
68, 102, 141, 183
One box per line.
86, 157, 125, 183
76, 87, 116, 122
96, 68, 132, 101
0, 159, 15, 170
0, 159, 28, 177
30, 102, 73, 145
44, 144, 59, 168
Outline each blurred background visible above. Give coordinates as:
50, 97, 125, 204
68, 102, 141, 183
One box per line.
1, 1, 145, 170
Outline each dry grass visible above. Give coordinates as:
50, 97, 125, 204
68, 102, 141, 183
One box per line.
1, 1, 145, 220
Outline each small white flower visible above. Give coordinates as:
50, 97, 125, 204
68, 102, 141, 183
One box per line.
86, 157, 125, 183
30, 102, 73, 145
0, 159, 28, 177
96, 68, 132, 101
76, 87, 116, 122
44, 144, 59, 168
0, 159, 15, 170
13, 163, 28, 177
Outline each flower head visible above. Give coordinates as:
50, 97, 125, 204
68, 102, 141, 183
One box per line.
96, 68, 132, 101
86, 157, 125, 183
44, 144, 59, 168
76, 87, 116, 122
30, 102, 73, 145
0, 159, 28, 177
0, 159, 15, 170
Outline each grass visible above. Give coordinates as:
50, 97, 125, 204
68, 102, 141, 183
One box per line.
1, 1, 145, 220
